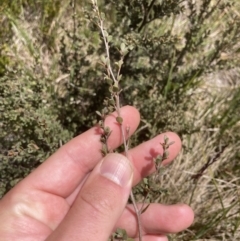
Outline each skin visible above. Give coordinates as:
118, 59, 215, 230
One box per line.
0, 106, 194, 241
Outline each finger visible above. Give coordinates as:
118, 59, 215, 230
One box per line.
116, 203, 194, 237
46, 153, 133, 241
66, 132, 181, 204
14, 106, 140, 198
128, 132, 181, 186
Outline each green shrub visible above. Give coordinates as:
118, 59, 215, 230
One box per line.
0, 67, 72, 196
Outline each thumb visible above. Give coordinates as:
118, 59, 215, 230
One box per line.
47, 153, 133, 241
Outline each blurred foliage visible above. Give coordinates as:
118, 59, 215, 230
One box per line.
0, 1, 240, 239
0, 65, 72, 195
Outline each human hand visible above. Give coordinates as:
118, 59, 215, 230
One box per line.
0, 106, 194, 241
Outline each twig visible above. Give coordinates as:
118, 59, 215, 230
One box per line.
138, 0, 157, 32
91, 1, 143, 240
139, 136, 174, 213
191, 144, 227, 180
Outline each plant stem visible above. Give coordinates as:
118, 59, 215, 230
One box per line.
92, 1, 143, 239
98, 19, 117, 84
116, 95, 143, 241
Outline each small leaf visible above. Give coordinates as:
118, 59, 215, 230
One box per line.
115, 228, 129, 239
104, 74, 113, 85
168, 141, 175, 146
112, 85, 119, 92
163, 150, 169, 159
143, 178, 148, 185
109, 99, 115, 106
117, 59, 124, 67
101, 12, 106, 20
154, 155, 163, 169
116, 116, 123, 124
104, 126, 111, 134
164, 135, 169, 143
104, 76, 112, 85
122, 229, 128, 239
107, 106, 114, 112
100, 55, 107, 64
101, 144, 108, 156
100, 136, 106, 143
107, 35, 112, 42
128, 45, 134, 50
98, 120, 103, 127
117, 74, 122, 81
96, 111, 102, 117
103, 30, 108, 37
120, 42, 126, 52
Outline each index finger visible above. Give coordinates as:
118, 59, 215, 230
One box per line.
15, 106, 140, 198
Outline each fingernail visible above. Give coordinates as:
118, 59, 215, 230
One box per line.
100, 153, 133, 187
